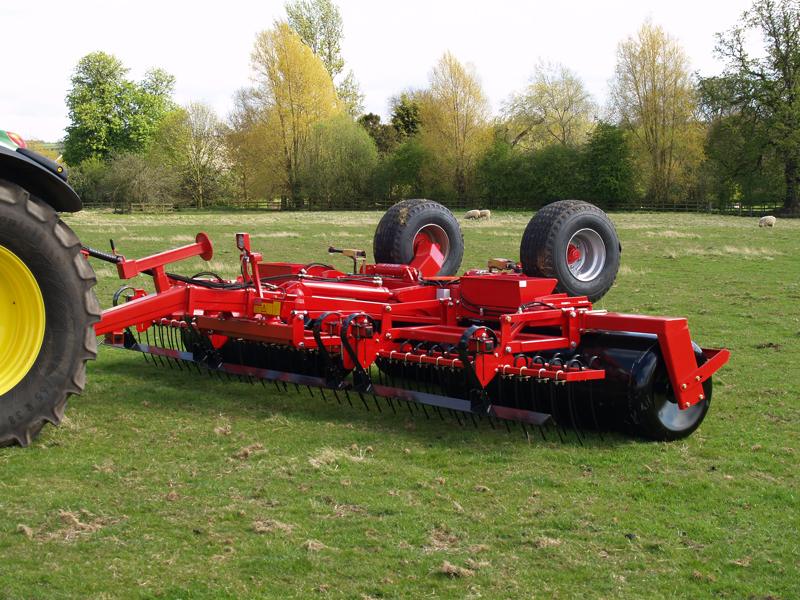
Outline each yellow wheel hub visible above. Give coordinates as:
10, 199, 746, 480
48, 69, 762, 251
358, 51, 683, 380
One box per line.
0, 245, 45, 396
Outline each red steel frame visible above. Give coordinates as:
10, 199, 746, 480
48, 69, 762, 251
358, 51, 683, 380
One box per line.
93, 232, 729, 411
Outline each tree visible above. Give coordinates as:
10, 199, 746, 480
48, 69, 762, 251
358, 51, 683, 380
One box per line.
246, 21, 341, 205
152, 102, 226, 208
298, 113, 379, 207
390, 91, 423, 138
418, 52, 492, 200
475, 136, 532, 203
609, 20, 705, 204
285, 0, 344, 78
357, 113, 400, 155
63, 52, 175, 165
285, 0, 364, 117
502, 60, 597, 149
581, 122, 637, 208
704, 0, 800, 214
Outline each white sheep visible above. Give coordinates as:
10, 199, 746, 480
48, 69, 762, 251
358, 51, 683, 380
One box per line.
759, 215, 777, 227
479, 209, 491, 219
464, 210, 480, 219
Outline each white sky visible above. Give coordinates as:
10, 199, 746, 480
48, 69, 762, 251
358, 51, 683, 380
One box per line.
2, 0, 757, 142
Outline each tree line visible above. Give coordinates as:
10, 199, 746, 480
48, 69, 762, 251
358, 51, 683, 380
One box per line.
60, 0, 800, 215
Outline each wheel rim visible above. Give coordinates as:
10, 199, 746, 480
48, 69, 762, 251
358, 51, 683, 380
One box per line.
0, 245, 46, 396
413, 224, 450, 262
566, 228, 606, 282
653, 365, 705, 432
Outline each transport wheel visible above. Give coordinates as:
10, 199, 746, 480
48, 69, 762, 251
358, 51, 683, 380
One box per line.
0, 180, 100, 447
373, 199, 464, 276
520, 200, 620, 302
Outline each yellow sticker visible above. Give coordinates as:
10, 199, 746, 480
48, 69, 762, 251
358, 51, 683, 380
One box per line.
254, 300, 281, 316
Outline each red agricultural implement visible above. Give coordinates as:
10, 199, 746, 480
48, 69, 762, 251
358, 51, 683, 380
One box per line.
0, 137, 729, 445
80, 199, 728, 443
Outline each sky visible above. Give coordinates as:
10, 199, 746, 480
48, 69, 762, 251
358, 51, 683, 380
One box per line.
2, 0, 759, 143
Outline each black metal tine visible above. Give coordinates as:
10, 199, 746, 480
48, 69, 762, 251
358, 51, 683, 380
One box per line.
588, 381, 604, 442
434, 406, 445, 421
567, 385, 584, 447
469, 412, 478, 428
145, 328, 160, 367
549, 383, 565, 443
344, 390, 353, 406
357, 392, 370, 411
306, 385, 314, 398
487, 416, 497, 431
294, 383, 301, 393
136, 329, 151, 365
272, 380, 281, 392
503, 418, 512, 433
319, 388, 327, 402
333, 389, 342, 404
520, 422, 530, 441
453, 411, 463, 427
420, 403, 430, 419
158, 326, 175, 370
406, 400, 414, 416
281, 381, 288, 392
168, 326, 185, 371
385, 397, 396, 413
260, 379, 267, 388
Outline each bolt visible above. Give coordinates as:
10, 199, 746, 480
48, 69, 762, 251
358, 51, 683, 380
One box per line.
494, 353, 499, 358
696, 376, 701, 381
505, 346, 512, 354
681, 383, 687, 390
699, 394, 705, 401
386, 333, 392, 340
299, 342, 305, 348
570, 311, 576, 318
385, 305, 391, 312
505, 316, 512, 323
570, 341, 576, 348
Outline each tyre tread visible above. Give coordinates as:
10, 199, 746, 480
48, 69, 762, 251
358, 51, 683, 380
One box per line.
0, 179, 99, 447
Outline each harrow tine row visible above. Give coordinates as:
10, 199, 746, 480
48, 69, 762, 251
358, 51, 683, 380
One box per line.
107, 329, 567, 436
109, 325, 614, 443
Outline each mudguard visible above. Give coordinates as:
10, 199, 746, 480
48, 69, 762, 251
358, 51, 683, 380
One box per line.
0, 144, 82, 212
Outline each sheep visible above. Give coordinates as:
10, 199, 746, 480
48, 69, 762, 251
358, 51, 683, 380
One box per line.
759, 215, 777, 227
479, 209, 491, 219
464, 210, 480, 219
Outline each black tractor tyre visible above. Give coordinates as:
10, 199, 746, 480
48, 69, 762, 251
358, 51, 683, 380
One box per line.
373, 199, 464, 277
0, 179, 100, 447
520, 200, 621, 302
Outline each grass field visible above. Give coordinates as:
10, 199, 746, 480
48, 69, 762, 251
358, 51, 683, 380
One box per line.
1, 208, 798, 600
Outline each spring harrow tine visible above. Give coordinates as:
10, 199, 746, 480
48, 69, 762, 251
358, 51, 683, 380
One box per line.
566, 385, 584, 447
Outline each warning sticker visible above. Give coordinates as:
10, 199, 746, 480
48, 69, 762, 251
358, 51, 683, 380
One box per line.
254, 300, 281, 316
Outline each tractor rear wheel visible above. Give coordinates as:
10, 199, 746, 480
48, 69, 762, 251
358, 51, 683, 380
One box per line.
0, 180, 100, 447
373, 199, 464, 277
520, 200, 621, 302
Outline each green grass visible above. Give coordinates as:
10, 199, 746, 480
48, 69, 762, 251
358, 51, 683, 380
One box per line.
1, 209, 798, 599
